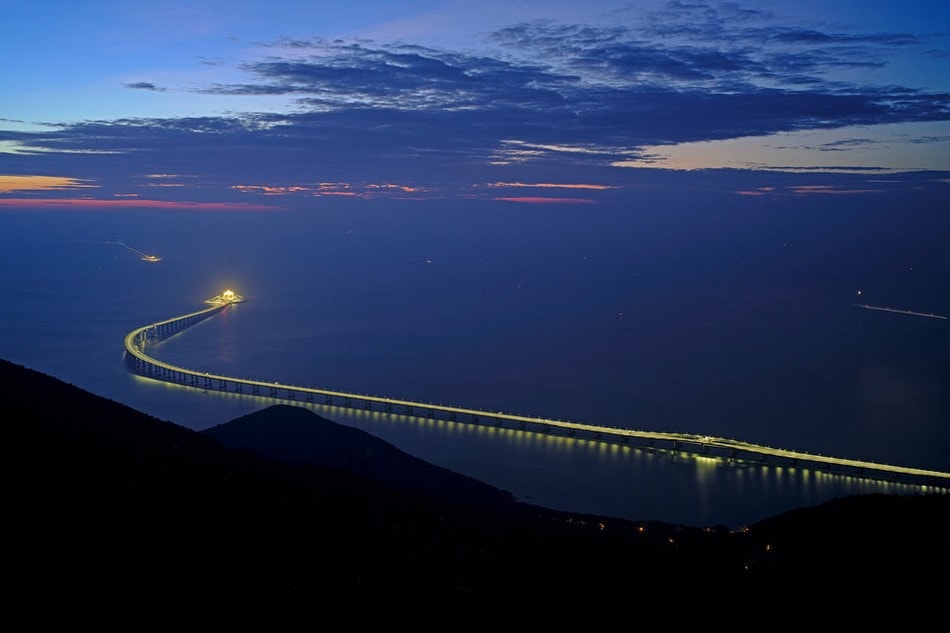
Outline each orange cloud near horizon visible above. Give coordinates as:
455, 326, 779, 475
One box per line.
0, 175, 96, 193
0, 198, 279, 211
233, 182, 424, 197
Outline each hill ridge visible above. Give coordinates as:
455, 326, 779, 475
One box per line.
3, 357, 948, 629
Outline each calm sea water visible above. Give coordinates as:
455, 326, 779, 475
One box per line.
2, 191, 948, 527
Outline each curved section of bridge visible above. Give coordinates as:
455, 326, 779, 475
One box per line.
124, 293, 950, 488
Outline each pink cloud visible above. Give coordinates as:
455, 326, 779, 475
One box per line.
487, 182, 614, 190
494, 196, 599, 204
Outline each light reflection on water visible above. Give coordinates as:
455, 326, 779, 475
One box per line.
3, 204, 949, 528
130, 372, 944, 528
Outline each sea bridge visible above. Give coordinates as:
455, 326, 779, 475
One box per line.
124, 292, 950, 488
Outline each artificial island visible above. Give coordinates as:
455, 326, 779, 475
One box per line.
205, 289, 245, 305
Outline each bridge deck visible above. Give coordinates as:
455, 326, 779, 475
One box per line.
124, 299, 950, 488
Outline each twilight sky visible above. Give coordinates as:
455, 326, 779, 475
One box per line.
2, 0, 949, 209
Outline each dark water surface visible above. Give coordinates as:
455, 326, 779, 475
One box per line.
2, 193, 948, 527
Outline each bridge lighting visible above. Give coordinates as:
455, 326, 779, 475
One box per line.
124, 293, 950, 489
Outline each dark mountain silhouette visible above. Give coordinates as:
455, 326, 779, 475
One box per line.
3, 357, 948, 630
202, 404, 516, 507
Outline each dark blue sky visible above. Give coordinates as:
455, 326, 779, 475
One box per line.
2, 2, 950, 517
1, 0, 949, 209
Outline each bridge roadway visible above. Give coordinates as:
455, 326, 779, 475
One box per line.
124, 299, 950, 488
